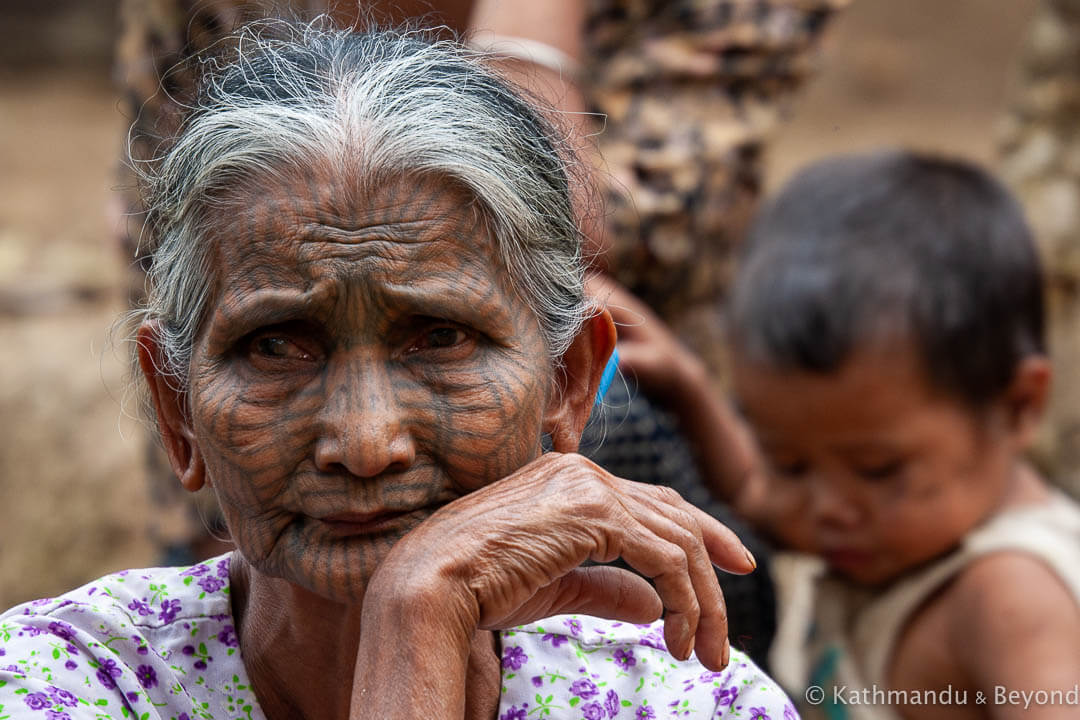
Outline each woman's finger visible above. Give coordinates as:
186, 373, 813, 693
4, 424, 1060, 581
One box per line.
615, 486, 732, 670
486, 565, 662, 630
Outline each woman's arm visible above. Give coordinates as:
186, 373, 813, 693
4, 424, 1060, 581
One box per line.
350, 451, 757, 719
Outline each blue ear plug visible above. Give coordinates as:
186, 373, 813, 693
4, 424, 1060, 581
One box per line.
594, 347, 619, 408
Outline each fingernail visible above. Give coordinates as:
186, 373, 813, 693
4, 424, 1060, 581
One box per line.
744, 547, 757, 570
722, 639, 730, 668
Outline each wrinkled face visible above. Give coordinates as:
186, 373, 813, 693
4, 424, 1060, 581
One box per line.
731, 342, 1017, 586
186, 169, 554, 601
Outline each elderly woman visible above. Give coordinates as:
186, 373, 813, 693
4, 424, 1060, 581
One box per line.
0, 21, 793, 720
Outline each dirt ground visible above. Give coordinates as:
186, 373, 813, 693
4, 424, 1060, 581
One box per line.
0, 0, 1040, 609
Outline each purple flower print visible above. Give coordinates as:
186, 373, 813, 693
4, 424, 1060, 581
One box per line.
47, 686, 78, 707
541, 632, 568, 648
45, 712, 72, 720
638, 630, 666, 651
784, 704, 797, 720
96, 657, 122, 690
582, 702, 604, 720
179, 715, 190, 720
500, 705, 527, 720
501, 646, 527, 671
47, 621, 76, 641
64, 660, 77, 670
749, 707, 771, 720
3, 664, 22, 673
531, 676, 543, 687
24, 692, 51, 710
714, 685, 739, 706
565, 618, 582, 636
217, 557, 230, 578
158, 599, 182, 623
198, 575, 225, 594
182, 564, 209, 576
128, 598, 153, 616
218, 625, 239, 647
136, 664, 158, 688
570, 678, 599, 699
635, 704, 656, 719
127, 691, 141, 704
613, 648, 636, 669
605, 690, 620, 718
0, 648, 5, 656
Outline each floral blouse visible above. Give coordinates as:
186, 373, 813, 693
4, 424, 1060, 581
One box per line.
0, 554, 795, 719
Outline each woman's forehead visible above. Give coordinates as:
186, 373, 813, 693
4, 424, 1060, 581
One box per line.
201, 171, 524, 327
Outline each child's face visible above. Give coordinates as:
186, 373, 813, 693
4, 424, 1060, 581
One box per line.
732, 342, 1022, 586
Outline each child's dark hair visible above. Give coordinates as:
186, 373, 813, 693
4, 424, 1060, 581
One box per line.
730, 150, 1045, 409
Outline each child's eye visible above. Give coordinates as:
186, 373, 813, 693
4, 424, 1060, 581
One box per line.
771, 459, 810, 479
855, 460, 904, 481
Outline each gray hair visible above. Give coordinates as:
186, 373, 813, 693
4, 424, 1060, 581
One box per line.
133, 18, 592, 395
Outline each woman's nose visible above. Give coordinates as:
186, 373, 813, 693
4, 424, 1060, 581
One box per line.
313, 356, 416, 478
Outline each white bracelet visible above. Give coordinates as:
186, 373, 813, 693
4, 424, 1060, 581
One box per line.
469, 30, 582, 80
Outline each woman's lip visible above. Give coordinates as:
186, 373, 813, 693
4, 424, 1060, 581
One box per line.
319, 511, 411, 536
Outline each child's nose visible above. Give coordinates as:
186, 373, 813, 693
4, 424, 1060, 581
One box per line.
809, 480, 862, 530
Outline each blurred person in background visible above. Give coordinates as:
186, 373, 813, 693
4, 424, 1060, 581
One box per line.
626, 149, 1080, 719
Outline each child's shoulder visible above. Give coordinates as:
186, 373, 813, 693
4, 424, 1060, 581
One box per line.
934, 488, 1080, 650
892, 495, 1080, 704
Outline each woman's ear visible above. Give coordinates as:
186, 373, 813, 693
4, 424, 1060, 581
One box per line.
1004, 354, 1052, 447
543, 309, 617, 452
137, 321, 206, 492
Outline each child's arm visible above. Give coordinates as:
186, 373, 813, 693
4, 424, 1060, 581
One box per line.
587, 275, 812, 548
941, 552, 1080, 719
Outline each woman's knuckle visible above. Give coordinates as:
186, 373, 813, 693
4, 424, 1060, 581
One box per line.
652, 485, 684, 506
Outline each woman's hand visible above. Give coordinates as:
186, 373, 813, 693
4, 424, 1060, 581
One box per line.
352, 452, 756, 719
380, 452, 752, 663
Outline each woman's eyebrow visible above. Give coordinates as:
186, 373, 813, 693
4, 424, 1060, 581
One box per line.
206, 286, 337, 343
378, 280, 516, 330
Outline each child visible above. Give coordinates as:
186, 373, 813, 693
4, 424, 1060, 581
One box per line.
603, 150, 1080, 719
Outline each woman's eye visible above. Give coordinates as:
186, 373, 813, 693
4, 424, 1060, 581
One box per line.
426, 327, 465, 348
406, 323, 473, 355
249, 334, 315, 361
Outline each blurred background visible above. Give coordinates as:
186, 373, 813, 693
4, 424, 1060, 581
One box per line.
0, 0, 1045, 608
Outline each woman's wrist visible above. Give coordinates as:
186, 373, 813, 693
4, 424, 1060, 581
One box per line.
352, 568, 478, 719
